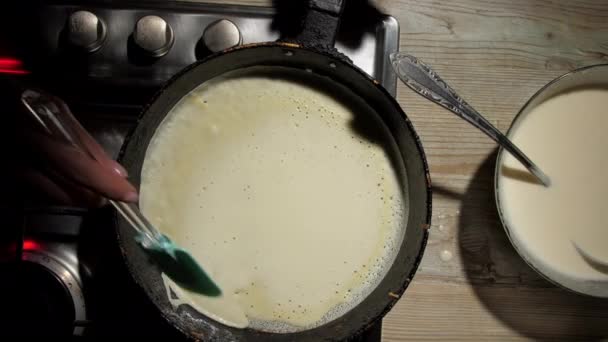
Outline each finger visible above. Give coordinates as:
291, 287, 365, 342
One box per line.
42, 168, 108, 207
49, 96, 128, 178
22, 168, 73, 205
21, 168, 106, 207
25, 130, 138, 202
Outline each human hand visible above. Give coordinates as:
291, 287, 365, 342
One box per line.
15, 89, 137, 207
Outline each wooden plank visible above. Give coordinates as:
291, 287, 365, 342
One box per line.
383, 1, 608, 339
383, 276, 608, 341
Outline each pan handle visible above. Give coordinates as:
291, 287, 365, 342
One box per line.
285, 0, 346, 49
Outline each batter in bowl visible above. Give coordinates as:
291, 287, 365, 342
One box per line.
497, 86, 608, 297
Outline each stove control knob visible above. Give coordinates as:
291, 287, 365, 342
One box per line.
133, 15, 174, 58
66, 11, 107, 53
202, 19, 242, 53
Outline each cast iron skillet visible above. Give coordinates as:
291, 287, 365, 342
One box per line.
116, 0, 431, 340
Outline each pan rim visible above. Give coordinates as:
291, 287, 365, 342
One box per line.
116, 42, 432, 341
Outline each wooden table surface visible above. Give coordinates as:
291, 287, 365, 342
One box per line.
202, 0, 608, 340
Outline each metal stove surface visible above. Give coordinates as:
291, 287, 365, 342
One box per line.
30, 1, 398, 96
41, 1, 400, 160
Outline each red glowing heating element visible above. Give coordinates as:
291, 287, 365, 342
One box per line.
0, 57, 29, 75
22, 240, 40, 251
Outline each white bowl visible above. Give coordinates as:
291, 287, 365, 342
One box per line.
494, 64, 608, 297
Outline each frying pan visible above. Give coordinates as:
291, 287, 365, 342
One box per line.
116, 0, 431, 340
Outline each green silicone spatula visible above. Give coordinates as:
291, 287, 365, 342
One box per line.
21, 88, 221, 297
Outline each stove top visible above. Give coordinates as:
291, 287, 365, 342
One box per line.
0, 1, 398, 340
